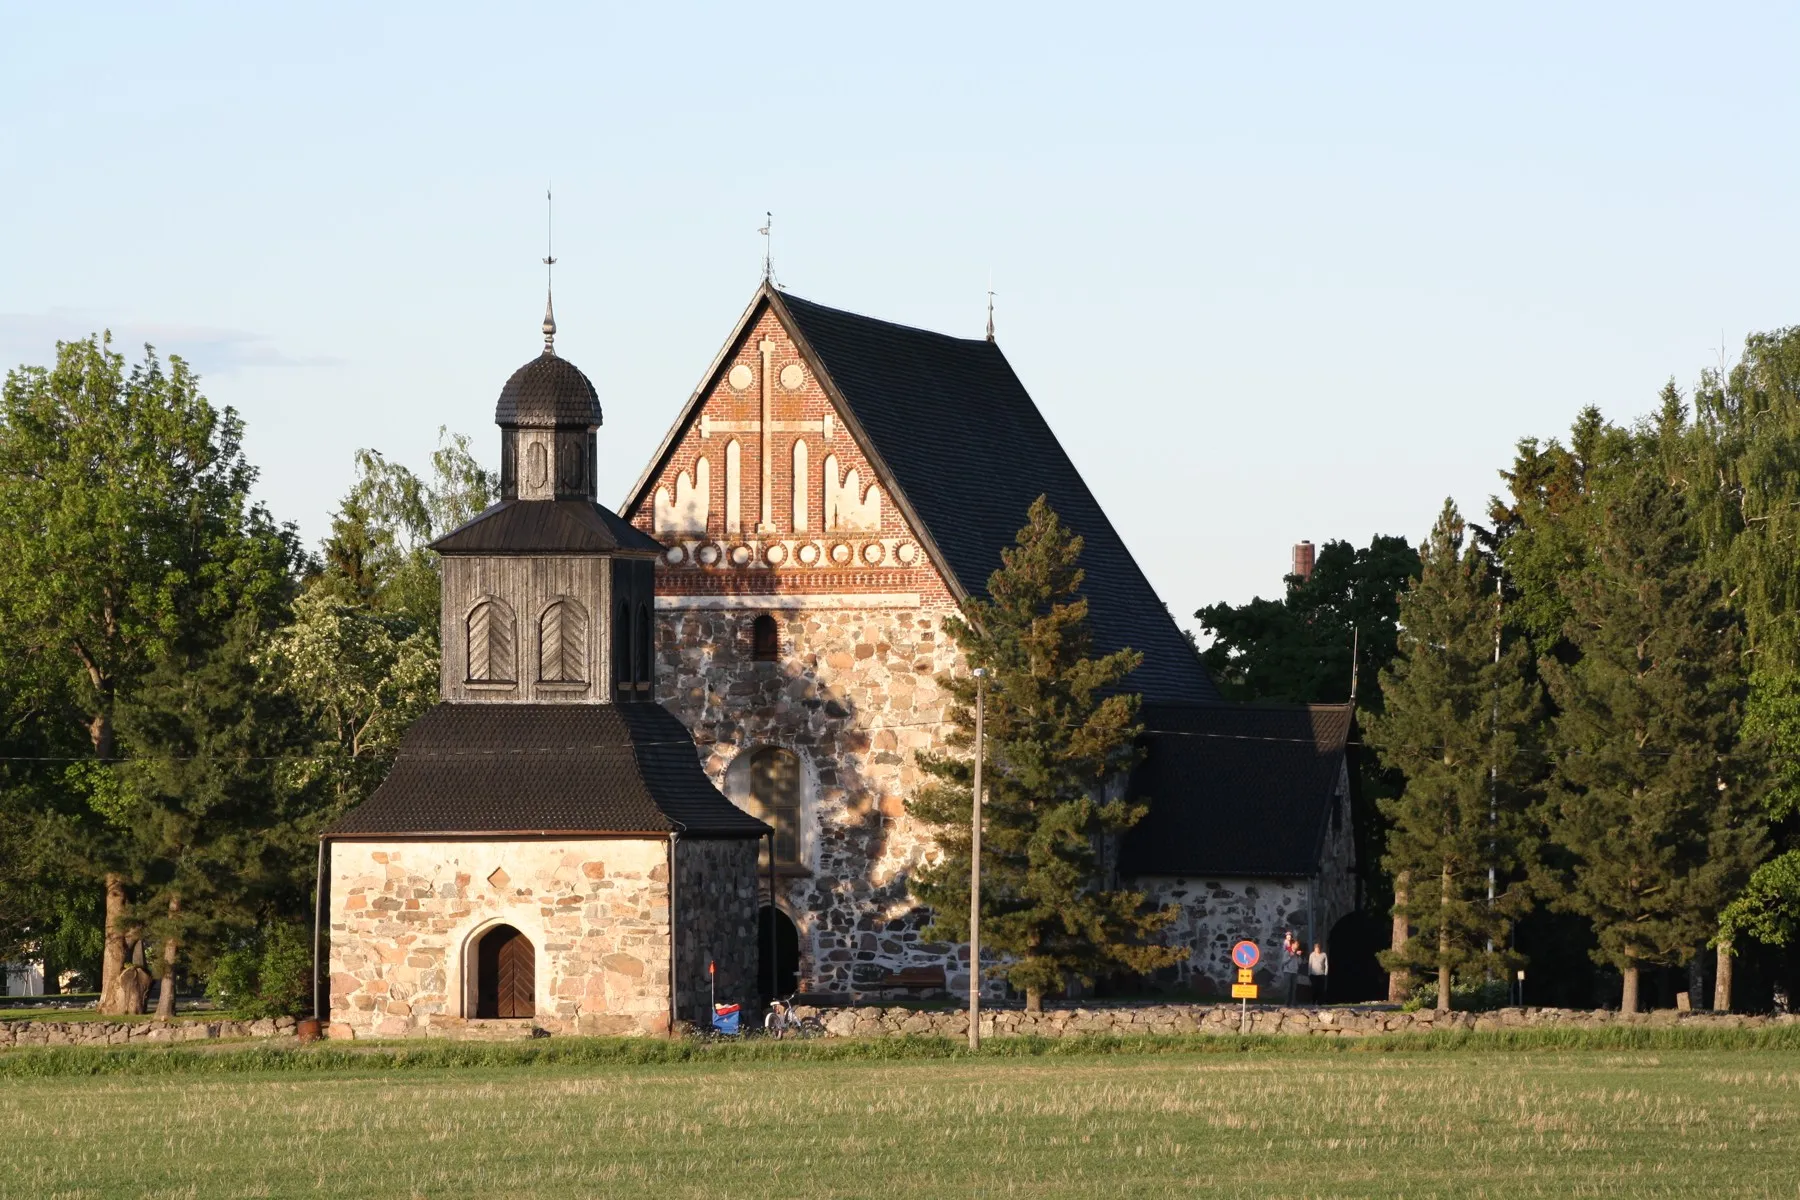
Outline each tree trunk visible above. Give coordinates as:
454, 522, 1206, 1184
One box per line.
1025, 988, 1042, 1014
1387, 871, 1412, 1003
1621, 964, 1640, 1015
1714, 941, 1733, 1013
97, 873, 129, 1014
154, 896, 179, 1021
41, 940, 59, 996
1436, 864, 1453, 1013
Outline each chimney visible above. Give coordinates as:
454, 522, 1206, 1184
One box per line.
1291, 540, 1315, 582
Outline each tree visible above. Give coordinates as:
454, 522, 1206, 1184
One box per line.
0, 334, 297, 1012
316, 430, 495, 632
1366, 501, 1539, 1011
1690, 329, 1800, 1003
907, 496, 1184, 1010
260, 586, 437, 824
1541, 466, 1766, 1013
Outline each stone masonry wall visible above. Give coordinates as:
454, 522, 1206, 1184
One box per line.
794, 1003, 1800, 1040
674, 835, 762, 1025
656, 603, 972, 996
327, 838, 673, 1039
0, 1016, 297, 1048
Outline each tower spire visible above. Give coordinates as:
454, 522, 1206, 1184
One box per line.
542, 188, 557, 355
985, 284, 996, 342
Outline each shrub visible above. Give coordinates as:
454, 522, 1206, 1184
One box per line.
206, 922, 312, 1019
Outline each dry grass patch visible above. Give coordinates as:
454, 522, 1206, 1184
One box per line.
2, 1047, 1798, 1197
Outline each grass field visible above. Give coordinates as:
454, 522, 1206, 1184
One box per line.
3, 1034, 1798, 1198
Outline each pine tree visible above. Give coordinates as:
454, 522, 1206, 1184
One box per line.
1367, 501, 1540, 1011
907, 497, 1183, 1011
1542, 467, 1766, 1013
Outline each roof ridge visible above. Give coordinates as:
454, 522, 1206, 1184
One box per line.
780, 291, 993, 347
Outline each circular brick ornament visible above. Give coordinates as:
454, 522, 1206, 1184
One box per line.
665, 546, 686, 565
779, 363, 805, 390
896, 542, 917, 565
797, 542, 821, 565
697, 543, 721, 565
863, 542, 885, 565
830, 543, 852, 564
729, 545, 752, 566
765, 543, 787, 565
728, 364, 754, 391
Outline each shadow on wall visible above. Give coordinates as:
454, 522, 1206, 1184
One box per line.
657, 613, 951, 997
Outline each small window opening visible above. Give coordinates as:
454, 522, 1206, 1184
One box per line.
752, 614, 779, 662
749, 746, 802, 866
635, 604, 653, 693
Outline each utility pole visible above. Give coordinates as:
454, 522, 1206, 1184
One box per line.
968, 668, 987, 1051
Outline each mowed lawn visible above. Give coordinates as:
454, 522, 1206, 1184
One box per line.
3, 1045, 1799, 1198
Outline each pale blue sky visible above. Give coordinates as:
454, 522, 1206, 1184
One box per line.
4, 3, 1796, 636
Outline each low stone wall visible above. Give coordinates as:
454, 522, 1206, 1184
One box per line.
792, 1003, 1800, 1039
0, 1016, 296, 1048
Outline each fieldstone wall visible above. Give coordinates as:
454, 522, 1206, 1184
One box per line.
794, 1003, 1800, 1039
327, 837, 674, 1039
674, 835, 763, 1024
657, 603, 971, 995
0, 1016, 295, 1048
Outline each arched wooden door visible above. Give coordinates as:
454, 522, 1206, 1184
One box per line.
475, 924, 535, 1018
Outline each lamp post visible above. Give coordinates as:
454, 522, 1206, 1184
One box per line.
968, 667, 987, 1051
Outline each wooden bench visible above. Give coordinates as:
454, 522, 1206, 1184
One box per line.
871, 965, 947, 998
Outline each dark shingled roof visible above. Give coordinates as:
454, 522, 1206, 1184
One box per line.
431, 499, 663, 556
775, 292, 1218, 704
324, 703, 770, 839
495, 352, 603, 428
1120, 702, 1352, 877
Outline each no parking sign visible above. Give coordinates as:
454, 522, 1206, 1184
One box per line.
1230, 940, 1259, 999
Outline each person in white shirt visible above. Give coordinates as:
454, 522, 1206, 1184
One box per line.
1308, 943, 1330, 1005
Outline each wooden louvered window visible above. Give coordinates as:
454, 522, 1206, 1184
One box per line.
466, 599, 515, 683
539, 600, 588, 683
749, 747, 802, 866
636, 604, 653, 693
614, 602, 632, 700
474, 925, 535, 1019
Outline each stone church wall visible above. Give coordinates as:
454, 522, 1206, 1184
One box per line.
326, 837, 674, 1039
655, 602, 970, 996
673, 836, 762, 1025
1133, 783, 1356, 998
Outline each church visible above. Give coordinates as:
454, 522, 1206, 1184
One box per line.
319, 280, 1354, 1039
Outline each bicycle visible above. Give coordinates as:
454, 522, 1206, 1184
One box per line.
763, 994, 825, 1039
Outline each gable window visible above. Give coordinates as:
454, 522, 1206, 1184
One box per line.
749, 747, 802, 866
466, 599, 516, 683
752, 614, 779, 662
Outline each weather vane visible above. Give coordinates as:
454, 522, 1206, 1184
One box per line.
759, 211, 773, 284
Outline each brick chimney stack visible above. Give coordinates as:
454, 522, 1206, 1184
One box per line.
1292, 540, 1316, 582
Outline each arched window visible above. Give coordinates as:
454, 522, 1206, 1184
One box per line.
752, 614, 779, 662
466, 599, 515, 683
749, 747, 802, 866
636, 604, 653, 693
612, 602, 632, 699
474, 924, 535, 1018
539, 600, 587, 683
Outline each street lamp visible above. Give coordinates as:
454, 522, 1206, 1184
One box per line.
968, 667, 987, 1051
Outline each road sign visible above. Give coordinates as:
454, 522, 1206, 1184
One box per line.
1231, 983, 1259, 999
1236, 968, 1254, 984
1231, 940, 1260, 970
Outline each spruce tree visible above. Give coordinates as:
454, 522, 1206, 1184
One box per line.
1368, 501, 1540, 1011
1542, 467, 1766, 1013
907, 497, 1183, 1011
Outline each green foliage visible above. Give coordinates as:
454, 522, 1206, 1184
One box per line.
1197, 535, 1419, 708
1541, 466, 1767, 976
1716, 850, 1800, 950
907, 497, 1182, 1002
1367, 501, 1540, 994
206, 921, 314, 1019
